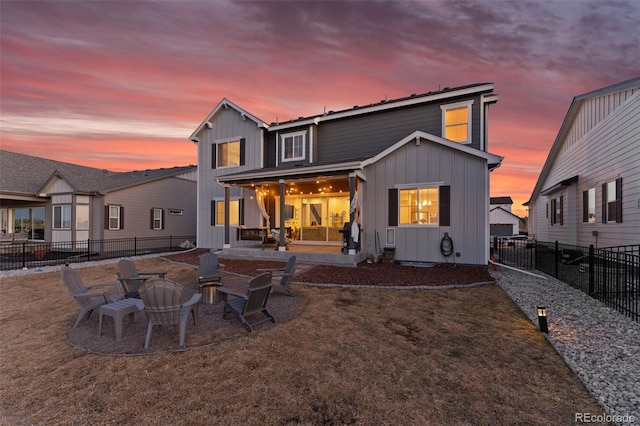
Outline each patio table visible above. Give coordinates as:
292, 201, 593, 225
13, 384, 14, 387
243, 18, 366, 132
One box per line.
98, 298, 144, 340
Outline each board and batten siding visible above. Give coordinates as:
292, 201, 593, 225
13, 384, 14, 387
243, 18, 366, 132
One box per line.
533, 88, 640, 247
103, 177, 196, 239
196, 106, 264, 249
363, 139, 490, 265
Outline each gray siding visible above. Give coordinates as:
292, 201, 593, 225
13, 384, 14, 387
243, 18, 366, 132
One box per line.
264, 94, 483, 167
532, 89, 640, 247
196, 106, 264, 249
103, 177, 196, 239
363, 139, 490, 265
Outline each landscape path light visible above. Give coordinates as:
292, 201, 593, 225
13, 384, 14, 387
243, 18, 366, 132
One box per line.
537, 306, 549, 334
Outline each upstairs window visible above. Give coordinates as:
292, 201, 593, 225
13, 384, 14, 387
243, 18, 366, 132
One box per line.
281, 131, 306, 162
441, 101, 473, 144
212, 138, 245, 169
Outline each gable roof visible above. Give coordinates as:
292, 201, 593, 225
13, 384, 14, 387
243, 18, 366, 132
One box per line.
189, 98, 269, 142
490, 206, 520, 220
526, 76, 640, 204
0, 150, 196, 198
269, 83, 496, 131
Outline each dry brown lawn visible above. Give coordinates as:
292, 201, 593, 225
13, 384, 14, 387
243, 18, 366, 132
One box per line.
0, 257, 610, 425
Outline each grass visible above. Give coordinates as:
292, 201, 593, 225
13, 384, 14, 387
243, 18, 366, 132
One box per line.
0, 257, 610, 425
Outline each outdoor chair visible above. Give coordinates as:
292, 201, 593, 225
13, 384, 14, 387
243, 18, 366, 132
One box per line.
194, 252, 224, 285
270, 228, 292, 246
117, 258, 167, 299
218, 272, 275, 332
138, 278, 201, 349
257, 255, 297, 296
60, 265, 124, 329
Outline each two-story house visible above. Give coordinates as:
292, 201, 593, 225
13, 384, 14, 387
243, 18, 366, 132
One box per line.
526, 77, 640, 248
190, 83, 503, 266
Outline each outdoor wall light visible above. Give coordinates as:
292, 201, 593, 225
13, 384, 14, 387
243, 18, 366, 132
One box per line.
537, 307, 549, 334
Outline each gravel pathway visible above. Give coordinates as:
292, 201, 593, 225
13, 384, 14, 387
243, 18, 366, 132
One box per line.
492, 267, 639, 426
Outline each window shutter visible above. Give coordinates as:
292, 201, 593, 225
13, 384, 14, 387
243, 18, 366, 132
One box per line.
615, 177, 622, 223
439, 186, 451, 226
388, 189, 398, 226
550, 199, 556, 225
546, 203, 548, 219
120, 207, 125, 229
104, 206, 109, 229
601, 183, 607, 223
210, 200, 216, 226
162, 209, 165, 229
240, 138, 246, 166
150, 209, 154, 229
211, 144, 217, 169
582, 191, 588, 222
239, 198, 245, 226
559, 195, 563, 225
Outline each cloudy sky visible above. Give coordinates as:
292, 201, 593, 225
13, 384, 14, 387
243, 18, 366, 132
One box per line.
1, 0, 639, 217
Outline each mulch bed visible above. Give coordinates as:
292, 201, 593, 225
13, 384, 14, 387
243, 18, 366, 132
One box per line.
66, 249, 494, 355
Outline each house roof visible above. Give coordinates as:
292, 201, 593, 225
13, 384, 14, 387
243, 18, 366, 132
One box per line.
0, 150, 196, 198
217, 130, 503, 185
268, 82, 495, 131
526, 76, 640, 205
189, 98, 269, 142
490, 206, 521, 220
490, 196, 513, 205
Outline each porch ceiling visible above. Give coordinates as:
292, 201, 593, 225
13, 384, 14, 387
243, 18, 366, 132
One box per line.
240, 176, 351, 197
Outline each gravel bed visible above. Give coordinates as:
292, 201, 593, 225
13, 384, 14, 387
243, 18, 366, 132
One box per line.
492, 267, 640, 426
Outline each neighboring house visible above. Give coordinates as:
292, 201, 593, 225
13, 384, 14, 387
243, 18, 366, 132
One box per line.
0, 150, 197, 247
525, 77, 640, 247
489, 196, 520, 237
190, 83, 503, 266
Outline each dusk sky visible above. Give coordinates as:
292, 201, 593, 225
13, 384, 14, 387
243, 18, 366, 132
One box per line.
1, 1, 639, 217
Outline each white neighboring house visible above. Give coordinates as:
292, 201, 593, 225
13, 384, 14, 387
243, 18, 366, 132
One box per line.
489, 196, 520, 237
525, 77, 640, 248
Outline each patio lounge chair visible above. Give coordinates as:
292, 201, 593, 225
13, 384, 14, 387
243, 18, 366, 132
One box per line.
257, 255, 297, 296
60, 266, 124, 328
194, 252, 224, 285
117, 258, 167, 298
138, 278, 201, 349
218, 272, 275, 332
270, 228, 292, 246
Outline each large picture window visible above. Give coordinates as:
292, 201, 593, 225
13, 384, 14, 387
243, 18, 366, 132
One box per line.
441, 101, 472, 144
399, 187, 439, 225
281, 131, 305, 162
53, 205, 71, 230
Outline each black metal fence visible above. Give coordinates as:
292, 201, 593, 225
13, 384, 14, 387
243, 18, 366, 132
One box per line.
0, 235, 196, 271
492, 238, 639, 322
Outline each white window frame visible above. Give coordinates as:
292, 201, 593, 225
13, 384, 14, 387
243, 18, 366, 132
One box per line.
53, 205, 71, 230
216, 138, 241, 168
441, 100, 473, 144
76, 205, 90, 230
397, 184, 440, 227
108, 205, 121, 230
215, 199, 239, 226
280, 131, 306, 162
584, 188, 596, 223
152, 208, 163, 230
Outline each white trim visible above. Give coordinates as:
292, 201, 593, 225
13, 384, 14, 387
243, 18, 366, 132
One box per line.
189, 98, 268, 141
218, 160, 363, 183
440, 100, 473, 144
308, 125, 314, 163
394, 182, 444, 189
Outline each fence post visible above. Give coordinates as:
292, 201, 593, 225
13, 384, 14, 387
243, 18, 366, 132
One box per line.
554, 240, 559, 278
21, 241, 26, 269
134, 237, 137, 257
588, 244, 594, 295
86, 239, 91, 262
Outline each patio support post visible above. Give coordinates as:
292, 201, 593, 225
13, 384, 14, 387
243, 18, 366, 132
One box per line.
348, 174, 356, 255
278, 179, 286, 251
224, 186, 230, 248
